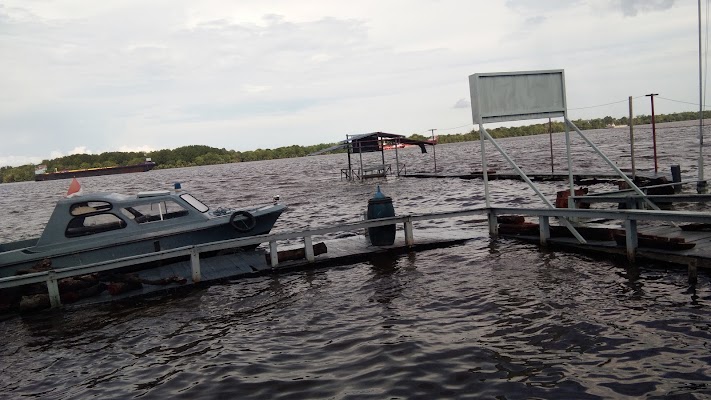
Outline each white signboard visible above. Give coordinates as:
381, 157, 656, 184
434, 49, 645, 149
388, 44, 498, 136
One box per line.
469, 70, 566, 124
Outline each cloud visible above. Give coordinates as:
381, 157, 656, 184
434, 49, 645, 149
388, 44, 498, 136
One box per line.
453, 98, 470, 109
618, 0, 676, 17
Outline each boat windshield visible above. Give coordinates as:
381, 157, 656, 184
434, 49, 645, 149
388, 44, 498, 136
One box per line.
180, 194, 209, 213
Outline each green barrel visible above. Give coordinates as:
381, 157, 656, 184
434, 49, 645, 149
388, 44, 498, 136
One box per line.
367, 186, 396, 246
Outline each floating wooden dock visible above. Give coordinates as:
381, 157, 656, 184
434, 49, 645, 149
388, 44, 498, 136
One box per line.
0, 218, 477, 313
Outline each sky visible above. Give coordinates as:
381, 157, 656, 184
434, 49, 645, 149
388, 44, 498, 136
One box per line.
0, 0, 705, 167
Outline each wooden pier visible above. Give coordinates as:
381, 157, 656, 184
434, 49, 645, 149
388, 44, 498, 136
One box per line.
3, 202, 710, 314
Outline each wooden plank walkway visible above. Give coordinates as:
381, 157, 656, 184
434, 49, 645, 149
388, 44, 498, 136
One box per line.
68, 229, 478, 308
502, 221, 711, 269
402, 170, 669, 184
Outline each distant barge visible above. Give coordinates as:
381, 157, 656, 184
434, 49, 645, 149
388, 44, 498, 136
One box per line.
34, 159, 156, 181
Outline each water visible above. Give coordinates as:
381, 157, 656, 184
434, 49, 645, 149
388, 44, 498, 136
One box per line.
1, 123, 711, 399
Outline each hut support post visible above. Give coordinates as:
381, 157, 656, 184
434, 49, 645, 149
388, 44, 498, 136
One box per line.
270, 241, 279, 267
539, 216, 550, 246
47, 270, 61, 308
304, 236, 315, 262
487, 210, 498, 236
190, 248, 202, 283
688, 258, 698, 285
624, 219, 638, 262
404, 217, 414, 246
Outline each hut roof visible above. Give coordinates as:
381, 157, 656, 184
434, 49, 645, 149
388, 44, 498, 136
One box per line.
309, 132, 434, 156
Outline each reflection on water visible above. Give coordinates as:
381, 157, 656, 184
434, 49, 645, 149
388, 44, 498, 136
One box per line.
1, 125, 711, 398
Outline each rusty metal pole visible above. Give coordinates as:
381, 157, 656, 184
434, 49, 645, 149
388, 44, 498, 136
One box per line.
629, 96, 636, 179
646, 93, 659, 173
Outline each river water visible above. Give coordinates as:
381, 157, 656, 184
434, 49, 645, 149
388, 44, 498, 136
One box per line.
1, 123, 710, 399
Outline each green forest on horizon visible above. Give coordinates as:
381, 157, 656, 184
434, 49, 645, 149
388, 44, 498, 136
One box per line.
2, 110, 709, 183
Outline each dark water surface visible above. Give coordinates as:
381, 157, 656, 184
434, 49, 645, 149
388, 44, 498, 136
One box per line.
1, 124, 711, 399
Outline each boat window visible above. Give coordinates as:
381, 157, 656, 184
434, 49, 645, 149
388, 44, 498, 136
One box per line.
121, 200, 189, 223
180, 194, 209, 213
65, 214, 127, 238
70, 201, 112, 216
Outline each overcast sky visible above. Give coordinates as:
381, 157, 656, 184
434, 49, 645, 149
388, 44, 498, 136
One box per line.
0, 0, 704, 167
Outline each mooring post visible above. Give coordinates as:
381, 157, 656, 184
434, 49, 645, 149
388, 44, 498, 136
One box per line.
539, 216, 550, 246
46, 270, 61, 308
304, 235, 315, 262
624, 219, 638, 262
404, 217, 414, 246
190, 247, 201, 283
270, 241, 279, 267
688, 257, 699, 285
487, 210, 498, 236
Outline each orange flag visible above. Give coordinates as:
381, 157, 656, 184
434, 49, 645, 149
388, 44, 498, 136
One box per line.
66, 178, 82, 197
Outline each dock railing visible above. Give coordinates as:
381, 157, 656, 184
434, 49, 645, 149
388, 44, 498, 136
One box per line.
3, 206, 711, 308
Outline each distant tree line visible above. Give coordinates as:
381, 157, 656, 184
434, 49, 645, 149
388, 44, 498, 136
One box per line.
2, 110, 710, 183
1, 143, 336, 183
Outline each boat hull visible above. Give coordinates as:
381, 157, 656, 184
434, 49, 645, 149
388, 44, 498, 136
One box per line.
0, 208, 284, 278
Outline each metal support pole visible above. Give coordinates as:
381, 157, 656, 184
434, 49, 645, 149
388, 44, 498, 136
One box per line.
395, 138, 401, 176
646, 93, 659, 174
480, 126, 586, 244
430, 129, 437, 172
629, 96, 636, 179
270, 241, 279, 267
479, 124, 491, 208
565, 119, 575, 197
304, 236, 315, 262
346, 135, 353, 181
624, 219, 638, 262
47, 270, 61, 308
566, 119, 662, 212
190, 248, 201, 283
358, 141, 364, 181
698, 0, 707, 193
404, 217, 414, 246
539, 216, 550, 246
549, 118, 554, 174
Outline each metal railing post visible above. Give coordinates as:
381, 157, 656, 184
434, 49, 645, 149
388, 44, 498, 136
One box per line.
190, 248, 201, 283
539, 216, 550, 246
404, 217, 414, 246
270, 241, 279, 267
304, 236, 315, 262
47, 270, 61, 308
624, 219, 638, 262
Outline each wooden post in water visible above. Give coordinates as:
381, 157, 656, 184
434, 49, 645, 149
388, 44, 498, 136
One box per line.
629, 96, 636, 179
624, 219, 638, 263
190, 248, 201, 283
47, 270, 61, 308
487, 210, 498, 237
539, 216, 550, 246
688, 257, 698, 285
